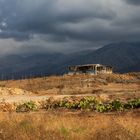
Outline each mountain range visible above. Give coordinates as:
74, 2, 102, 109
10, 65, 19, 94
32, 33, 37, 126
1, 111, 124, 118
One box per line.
0, 42, 139, 79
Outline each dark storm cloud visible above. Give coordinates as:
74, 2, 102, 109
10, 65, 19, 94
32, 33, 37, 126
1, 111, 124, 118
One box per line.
124, 0, 140, 5
0, 0, 140, 54
0, 0, 116, 37
0, 31, 31, 41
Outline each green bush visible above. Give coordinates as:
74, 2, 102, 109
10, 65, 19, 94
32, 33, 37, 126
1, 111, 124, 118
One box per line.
16, 101, 38, 112
124, 98, 140, 109
78, 97, 97, 110
95, 104, 107, 112
111, 100, 124, 111
59, 98, 79, 109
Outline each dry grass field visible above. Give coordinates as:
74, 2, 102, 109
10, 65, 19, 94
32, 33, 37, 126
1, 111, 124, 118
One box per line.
0, 73, 139, 103
0, 110, 140, 140
0, 73, 140, 140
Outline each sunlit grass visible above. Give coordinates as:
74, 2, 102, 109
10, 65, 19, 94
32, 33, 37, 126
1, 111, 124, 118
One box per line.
0, 111, 140, 140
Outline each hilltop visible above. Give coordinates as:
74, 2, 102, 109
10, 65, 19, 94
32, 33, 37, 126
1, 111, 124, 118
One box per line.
0, 73, 139, 104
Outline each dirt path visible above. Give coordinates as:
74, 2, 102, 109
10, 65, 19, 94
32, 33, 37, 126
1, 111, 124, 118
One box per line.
0, 94, 96, 103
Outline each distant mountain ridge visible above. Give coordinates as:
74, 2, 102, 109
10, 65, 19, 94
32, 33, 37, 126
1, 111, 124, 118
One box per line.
0, 42, 139, 79
68, 42, 140, 73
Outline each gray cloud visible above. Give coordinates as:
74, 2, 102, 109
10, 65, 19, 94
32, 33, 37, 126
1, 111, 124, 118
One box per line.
0, 0, 140, 54
0, 0, 115, 30
124, 0, 140, 5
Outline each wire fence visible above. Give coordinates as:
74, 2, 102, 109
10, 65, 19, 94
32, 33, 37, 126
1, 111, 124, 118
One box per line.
0, 72, 61, 81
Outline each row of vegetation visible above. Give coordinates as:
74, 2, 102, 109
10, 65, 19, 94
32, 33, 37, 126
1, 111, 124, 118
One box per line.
16, 96, 140, 113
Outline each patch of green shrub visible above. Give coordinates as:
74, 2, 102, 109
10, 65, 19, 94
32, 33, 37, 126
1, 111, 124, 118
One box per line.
78, 97, 97, 110
111, 100, 124, 111
124, 98, 140, 109
16, 101, 38, 112
95, 104, 107, 112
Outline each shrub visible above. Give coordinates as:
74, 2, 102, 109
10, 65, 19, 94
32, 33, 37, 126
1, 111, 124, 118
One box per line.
111, 100, 124, 111
78, 97, 97, 110
95, 104, 107, 112
16, 101, 38, 112
124, 98, 140, 109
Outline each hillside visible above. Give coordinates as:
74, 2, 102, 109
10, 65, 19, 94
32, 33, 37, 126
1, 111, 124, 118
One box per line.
0, 72, 140, 97
64, 42, 140, 73
0, 42, 139, 79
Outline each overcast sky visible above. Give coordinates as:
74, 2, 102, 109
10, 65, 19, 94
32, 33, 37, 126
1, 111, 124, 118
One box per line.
0, 0, 140, 54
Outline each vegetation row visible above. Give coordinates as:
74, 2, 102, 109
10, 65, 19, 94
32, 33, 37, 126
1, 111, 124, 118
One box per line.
16, 96, 140, 113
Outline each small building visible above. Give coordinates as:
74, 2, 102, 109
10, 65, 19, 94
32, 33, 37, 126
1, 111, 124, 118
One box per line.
68, 64, 113, 75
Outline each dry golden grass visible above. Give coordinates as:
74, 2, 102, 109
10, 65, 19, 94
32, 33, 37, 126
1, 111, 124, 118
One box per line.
0, 73, 139, 97
0, 73, 139, 140
0, 110, 140, 140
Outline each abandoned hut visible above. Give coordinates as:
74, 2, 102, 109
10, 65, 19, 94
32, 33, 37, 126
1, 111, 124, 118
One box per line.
68, 64, 113, 75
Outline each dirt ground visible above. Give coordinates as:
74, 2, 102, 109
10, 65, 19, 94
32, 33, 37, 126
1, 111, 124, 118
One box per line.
0, 73, 139, 103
